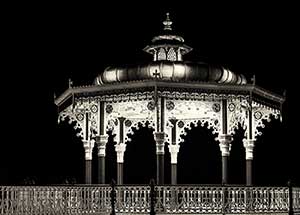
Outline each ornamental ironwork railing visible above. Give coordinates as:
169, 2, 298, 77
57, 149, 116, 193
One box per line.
0, 184, 299, 214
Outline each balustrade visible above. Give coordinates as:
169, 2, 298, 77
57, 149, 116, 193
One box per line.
0, 184, 298, 214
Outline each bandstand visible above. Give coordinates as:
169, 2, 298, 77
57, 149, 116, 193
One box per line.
1, 13, 300, 215
55, 13, 284, 186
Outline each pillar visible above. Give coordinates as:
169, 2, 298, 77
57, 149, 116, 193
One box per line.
243, 138, 255, 185
218, 99, 233, 184
168, 144, 180, 185
83, 139, 95, 184
115, 143, 126, 185
218, 134, 233, 184
96, 135, 108, 184
154, 132, 166, 184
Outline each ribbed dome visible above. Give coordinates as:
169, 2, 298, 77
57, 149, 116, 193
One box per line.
94, 61, 247, 85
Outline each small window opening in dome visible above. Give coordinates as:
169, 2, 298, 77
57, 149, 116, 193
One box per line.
167, 48, 177, 61
158, 48, 166, 60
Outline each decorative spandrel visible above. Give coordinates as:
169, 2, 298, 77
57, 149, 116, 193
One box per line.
104, 98, 156, 143
58, 98, 100, 140
58, 105, 84, 138
227, 96, 249, 135
165, 94, 222, 144
250, 101, 281, 138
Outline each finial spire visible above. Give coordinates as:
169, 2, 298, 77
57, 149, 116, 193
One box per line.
68, 78, 73, 88
163, 12, 172, 31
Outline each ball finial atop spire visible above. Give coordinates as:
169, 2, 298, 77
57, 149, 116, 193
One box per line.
163, 12, 172, 31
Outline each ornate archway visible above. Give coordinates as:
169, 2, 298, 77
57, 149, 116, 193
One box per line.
178, 122, 220, 184
124, 123, 156, 184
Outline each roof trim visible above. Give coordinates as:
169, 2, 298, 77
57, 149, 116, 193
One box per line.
55, 81, 285, 107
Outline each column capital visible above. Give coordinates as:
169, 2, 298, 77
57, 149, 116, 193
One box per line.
96, 135, 109, 157
218, 134, 233, 156
115, 142, 126, 163
154, 132, 166, 154
168, 144, 180, 164
83, 139, 95, 160
243, 138, 256, 160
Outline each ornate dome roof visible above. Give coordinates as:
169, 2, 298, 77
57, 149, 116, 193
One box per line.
95, 13, 247, 86
94, 61, 246, 85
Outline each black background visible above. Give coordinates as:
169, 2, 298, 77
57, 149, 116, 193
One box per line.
1, 2, 299, 185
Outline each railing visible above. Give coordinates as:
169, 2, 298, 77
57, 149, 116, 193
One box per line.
294, 187, 300, 215
0, 184, 299, 214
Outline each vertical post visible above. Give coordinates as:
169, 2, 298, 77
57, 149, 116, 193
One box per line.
115, 117, 126, 185
83, 140, 95, 184
96, 135, 108, 184
154, 132, 166, 184
115, 143, 126, 185
243, 139, 255, 185
150, 179, 156, 215
243, 94, 255, 186
218, 99, 232, 184
168, 144, 180, 185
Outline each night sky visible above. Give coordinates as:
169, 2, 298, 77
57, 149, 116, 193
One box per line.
1, 3, 299, 186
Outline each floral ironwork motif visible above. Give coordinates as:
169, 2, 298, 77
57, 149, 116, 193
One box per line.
90, 104, 98, 113
178, 121, 184, 128
212, 103, 221, 112
125, 119, 132, 127
228, 103, 236, 112
166, 101, 175, 110
106, 104, 113, 114
147, 101, 155, 111
76, 113, 84, 121
254, 111, 263, 120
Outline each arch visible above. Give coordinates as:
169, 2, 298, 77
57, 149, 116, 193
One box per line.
176, 118, 220, 144
178, 121, 220, 184
124, 122, 156, 184
229, 124, 246, 184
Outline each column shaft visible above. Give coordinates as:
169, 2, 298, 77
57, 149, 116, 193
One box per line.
98, 156, 105, 184
246, 160, 252, 185
171, 164, 177, 185
85, 160, 92, 184
222, 156, 228, 184
156, 154, 164, 184
117, 163, 123, 185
